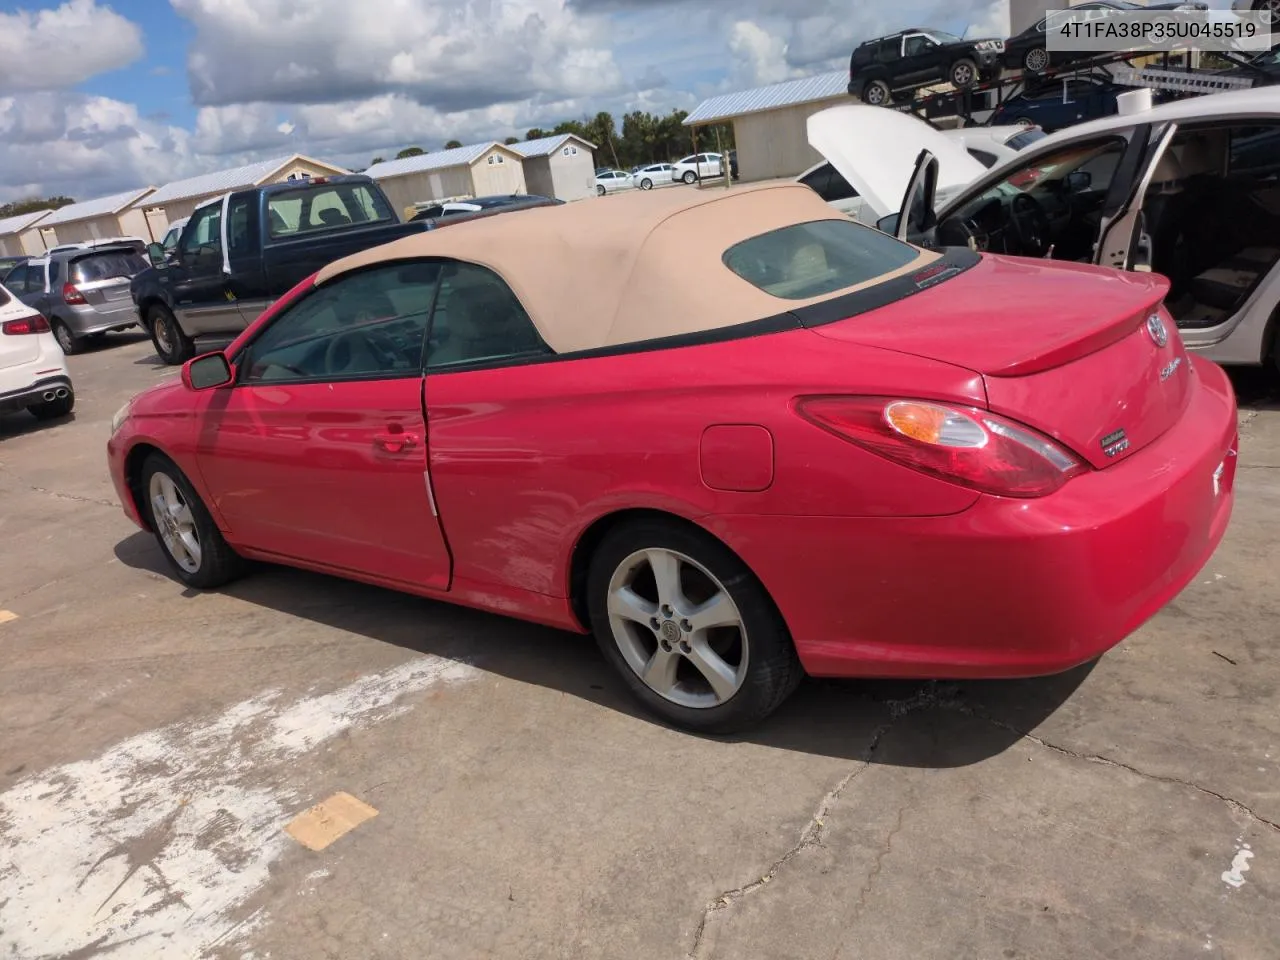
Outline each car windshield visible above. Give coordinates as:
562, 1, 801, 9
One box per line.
70, 250, 149, 283
723, 219, 922, 300
928, 30, 963, 43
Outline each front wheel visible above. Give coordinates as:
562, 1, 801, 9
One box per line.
862, 78, 891, 106
586, 518, 803, 734
1023, 46, 1049, 73
148, 304, 195, 365
596, 184, 606, 196
681, 170, 697, 184
950, 57, 978, 88
640, 177, 653, 190
141, 453, 245, 589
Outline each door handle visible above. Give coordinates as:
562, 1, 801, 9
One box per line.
373, 431, 419, 454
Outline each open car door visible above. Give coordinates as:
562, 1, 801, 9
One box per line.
877, 149, 940, 246
1093, 122, 1179, 271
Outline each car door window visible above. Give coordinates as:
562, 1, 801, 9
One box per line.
182, 204, 223, 269
427, 262, 552, 370
241, 262, 441, 383
903, 35, 932, 56
47, 260, 61, 287
7, 264, 31, 293
227, 195, 257, 259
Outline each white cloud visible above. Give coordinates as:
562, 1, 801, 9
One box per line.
172, 0, 625, 111
728, 20, 802, 86
0, 0, 144, 94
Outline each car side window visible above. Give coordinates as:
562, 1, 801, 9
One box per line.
240, 262, 441, 384
801, 163, 858, 202
968, 148, 999, 168
227, 195, 257, 258
7, 264, 31, 293
182, 205, 222, 266
427, 262, 552, 370
47, 260, 61, 286
903, 35, 931, 56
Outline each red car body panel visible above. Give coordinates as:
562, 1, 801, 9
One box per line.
107, 254, 1238, 679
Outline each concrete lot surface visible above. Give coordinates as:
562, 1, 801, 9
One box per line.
0, 334, 1277, 960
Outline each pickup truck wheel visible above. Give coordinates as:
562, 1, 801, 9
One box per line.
861, 79, 891, 106
950, 58, 978, 88
148, 305, 195, 365
50, 319, 81, 355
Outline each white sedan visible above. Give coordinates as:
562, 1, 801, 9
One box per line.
0, 279, 74, 423
633, 163, 676, 190
671, 153, 725, 184
594, 170, 636, 195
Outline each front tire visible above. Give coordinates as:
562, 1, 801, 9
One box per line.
50, 319, 81, 355
950, 57, 978, 88
596, 184, 606, 196
148, 304, 195, 365
586, 518, 803, 734
140, 453, 245, 589
1023, 46, 1049, 73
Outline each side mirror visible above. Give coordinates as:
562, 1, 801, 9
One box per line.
1065, 170, 1092, 191
147, 242, 166, 266
876, 212, 901, 235
182, 352, 234, 391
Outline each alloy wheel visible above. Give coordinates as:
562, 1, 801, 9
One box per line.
53, 322, 75, 354
149, 471, 202, 574
605, 548, 749, 709
1261, 0, 1280, 25
1025, 47, 1049, 72
953, 63, 974, 86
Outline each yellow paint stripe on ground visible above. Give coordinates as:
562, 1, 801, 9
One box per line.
284, 792, 378, 851
0, 610, 18, 625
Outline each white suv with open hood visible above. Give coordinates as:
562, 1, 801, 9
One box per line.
807, 90, 1280, 370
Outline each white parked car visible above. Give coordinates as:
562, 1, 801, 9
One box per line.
595, 169, 636, 195
0, 280, 74, 423
633, 163, 677, 190
809, 89, 1280, 371
797, 123, 1047, 225
671, 153, 725, 184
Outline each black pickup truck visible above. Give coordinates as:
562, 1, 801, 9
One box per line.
131, 174, 429, 364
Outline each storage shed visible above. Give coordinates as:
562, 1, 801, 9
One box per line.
0, 210, 52, 257
366, 142, 527, 214
139, 153, 351, 240
35, 187, 155, 248
683, 71, 852, 183
508, 134, 597, 201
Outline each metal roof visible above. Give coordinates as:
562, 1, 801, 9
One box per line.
145, 155, 298, 205
365, 141, 511, 179
508, 133, 597, 158
0, 209, 53, 236
683, 70, 850, 126
38, 187, 155, 227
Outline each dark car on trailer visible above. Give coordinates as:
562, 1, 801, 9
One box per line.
848, 28, 1005, 106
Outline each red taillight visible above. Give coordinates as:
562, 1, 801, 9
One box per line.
1, 314, 51, 335
62, 282, 87, 305
797, 397, 1088, 499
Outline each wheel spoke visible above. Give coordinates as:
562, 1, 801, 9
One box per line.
685, 592, 740, 633
177, 529, 201, 567
646, 550, 683, 611
684, 639, 739, 703
608, 586, 657, 626
641, 646, 680, 696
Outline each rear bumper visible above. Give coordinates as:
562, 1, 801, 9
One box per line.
0, 375, 73, 414
708, 357, 1238, 679
63, 305, 140, 336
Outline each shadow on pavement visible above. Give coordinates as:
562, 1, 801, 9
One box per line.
115, 531, 1094, 768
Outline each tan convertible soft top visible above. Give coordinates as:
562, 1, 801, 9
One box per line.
316, 181, 936, 354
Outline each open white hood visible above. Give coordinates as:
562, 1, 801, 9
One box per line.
807, 105, 986, 221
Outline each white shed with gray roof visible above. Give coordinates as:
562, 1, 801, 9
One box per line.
366, 142, 527, 217
35, 187, 155, 248
139, 153, 350, 239
0, 210, 53, 257
508, 134, 597, 201
684, 70, 852, 183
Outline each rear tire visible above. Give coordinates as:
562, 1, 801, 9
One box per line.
681, 170, 697, 184
640, 177, 653, 190
586, 518, 803, 734
862, 78, 891, 106
27, 391, 75, 420
148, 304, 195, 365
140, 453, 245, 589
950, 57, 979, 88
1023, 46, 1049, 73
50, 319, 81, 355
596, 184, 606, 196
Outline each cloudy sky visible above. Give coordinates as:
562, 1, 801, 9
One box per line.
0, 0, 1028, 203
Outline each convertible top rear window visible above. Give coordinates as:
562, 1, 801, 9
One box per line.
723, 220, 920, 301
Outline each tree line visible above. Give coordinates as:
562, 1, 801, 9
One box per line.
368, 109, 735, 171
0, 196, 76, 218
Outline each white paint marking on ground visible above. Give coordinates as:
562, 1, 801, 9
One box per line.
1221, 843, 1254, 889
0, 656, 477, 959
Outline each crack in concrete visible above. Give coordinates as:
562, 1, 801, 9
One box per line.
966, 707, 1280, 834
23, 484, 117, 508
686, 686, 955, 959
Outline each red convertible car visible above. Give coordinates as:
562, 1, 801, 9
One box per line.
107, 182, 1238, 732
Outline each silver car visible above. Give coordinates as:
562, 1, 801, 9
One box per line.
1, 245, 147, 354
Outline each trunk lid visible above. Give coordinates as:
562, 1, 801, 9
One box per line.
807, 254, 1192, 469
806, 104, 986, 220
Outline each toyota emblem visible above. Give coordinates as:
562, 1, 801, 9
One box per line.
1146, 313, 1169, 348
